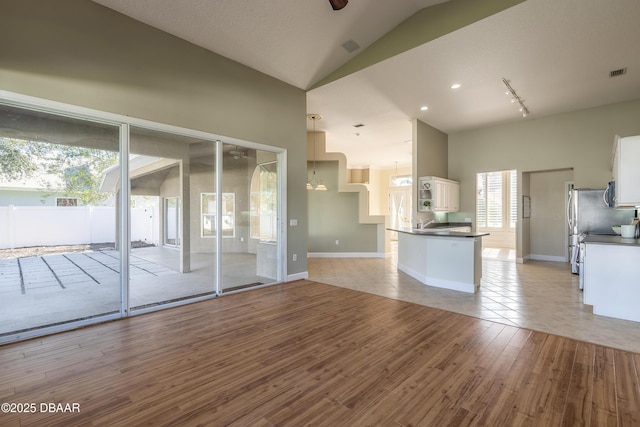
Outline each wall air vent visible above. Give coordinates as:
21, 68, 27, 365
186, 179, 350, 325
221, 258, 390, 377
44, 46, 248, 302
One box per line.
609, 67, 627, 78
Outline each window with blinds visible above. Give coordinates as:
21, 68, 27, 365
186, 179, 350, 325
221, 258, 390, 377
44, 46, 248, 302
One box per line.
476, 170, 517, 230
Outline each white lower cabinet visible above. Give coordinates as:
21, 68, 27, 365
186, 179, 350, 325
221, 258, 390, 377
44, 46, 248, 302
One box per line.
397, 232, 482, 293
583, 241, 640, 322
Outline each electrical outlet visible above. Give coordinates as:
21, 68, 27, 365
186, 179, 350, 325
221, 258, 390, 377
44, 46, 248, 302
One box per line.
335, 240, 339, 245
292, 253, 297, 261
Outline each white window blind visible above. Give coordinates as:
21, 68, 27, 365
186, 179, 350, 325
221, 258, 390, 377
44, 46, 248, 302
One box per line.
486, 172, 503, 228
477, 174, 487, 228
509, 170, 518, 228
476, 170, 517, 230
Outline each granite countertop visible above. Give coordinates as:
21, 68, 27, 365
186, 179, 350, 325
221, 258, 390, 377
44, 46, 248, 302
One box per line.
387, 224, 489, 238
583, 234, 640, 246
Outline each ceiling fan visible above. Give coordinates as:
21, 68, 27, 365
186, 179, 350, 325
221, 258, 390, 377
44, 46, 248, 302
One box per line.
228, 146, 248, 160
329, 0, 348, 11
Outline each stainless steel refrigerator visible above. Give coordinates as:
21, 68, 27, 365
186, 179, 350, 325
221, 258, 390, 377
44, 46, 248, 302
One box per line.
568, 188, 635, 275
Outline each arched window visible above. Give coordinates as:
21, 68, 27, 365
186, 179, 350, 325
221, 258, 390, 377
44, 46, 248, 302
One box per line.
250, 161, 278, 242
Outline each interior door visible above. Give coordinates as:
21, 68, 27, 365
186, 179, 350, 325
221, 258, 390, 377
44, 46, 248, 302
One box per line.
164, 196, 180, 247
389, 187, 412, 239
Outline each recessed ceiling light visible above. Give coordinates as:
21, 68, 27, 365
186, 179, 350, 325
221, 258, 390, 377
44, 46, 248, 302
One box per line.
450, 83, 462, 89
420, 106, 429, 111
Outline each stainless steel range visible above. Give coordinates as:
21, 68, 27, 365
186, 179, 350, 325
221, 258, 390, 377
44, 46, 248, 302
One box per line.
567, 188, 635, 286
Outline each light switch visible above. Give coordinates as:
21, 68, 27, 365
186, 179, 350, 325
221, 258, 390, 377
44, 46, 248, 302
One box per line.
289, 219, 298, 226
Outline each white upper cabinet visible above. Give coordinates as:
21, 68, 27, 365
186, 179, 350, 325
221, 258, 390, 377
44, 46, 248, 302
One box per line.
612, 135, 640, 207
418, 176, 460, 212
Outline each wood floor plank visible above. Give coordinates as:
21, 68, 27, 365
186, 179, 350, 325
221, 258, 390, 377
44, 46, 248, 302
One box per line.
562, 341, 595, 426
614, 349, 640, 426
591, 345, 620, 426
1, 280, 639, 426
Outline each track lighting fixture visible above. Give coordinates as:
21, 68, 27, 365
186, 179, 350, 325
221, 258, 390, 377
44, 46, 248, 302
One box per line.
502, 78, 530, 118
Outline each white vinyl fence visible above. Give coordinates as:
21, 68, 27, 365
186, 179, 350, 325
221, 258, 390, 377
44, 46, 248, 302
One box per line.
0, 205, 158, 250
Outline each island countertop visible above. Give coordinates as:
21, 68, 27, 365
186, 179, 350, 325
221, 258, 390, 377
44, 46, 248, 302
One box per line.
388, 226, 489, 239
393, 226, 487, 293
583, 234, 640, 246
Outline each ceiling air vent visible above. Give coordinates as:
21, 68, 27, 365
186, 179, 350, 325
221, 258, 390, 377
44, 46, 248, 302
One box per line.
342, 39, 360, 54
609, 67, 627, 78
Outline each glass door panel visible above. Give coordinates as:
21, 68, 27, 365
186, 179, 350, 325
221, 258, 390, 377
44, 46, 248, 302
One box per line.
164, 196, 180, 247
0, 103, 121, 337
128, 126, 217, 310
221, 145, 279, 292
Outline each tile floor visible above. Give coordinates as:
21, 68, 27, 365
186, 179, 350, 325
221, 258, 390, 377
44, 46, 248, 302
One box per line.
308, 244, 640, 354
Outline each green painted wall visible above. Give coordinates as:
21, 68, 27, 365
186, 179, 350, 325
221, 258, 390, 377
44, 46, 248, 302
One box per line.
308, 162, 378, 253
414, 119, 448, 179
448, 98, 640, 258
0, 0, 308, 276
412, 118, 448, 224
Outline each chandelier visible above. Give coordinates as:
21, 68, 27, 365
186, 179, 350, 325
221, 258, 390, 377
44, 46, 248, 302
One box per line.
307, 114, 327, 191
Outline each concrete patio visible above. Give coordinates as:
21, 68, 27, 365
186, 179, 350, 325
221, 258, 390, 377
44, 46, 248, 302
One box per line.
0, 246, 276, 336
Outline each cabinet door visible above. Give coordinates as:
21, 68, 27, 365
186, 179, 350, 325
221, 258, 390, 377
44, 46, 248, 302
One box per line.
616, 136, 640, 206
435, 180, 447, 211
448, 182, 460, 212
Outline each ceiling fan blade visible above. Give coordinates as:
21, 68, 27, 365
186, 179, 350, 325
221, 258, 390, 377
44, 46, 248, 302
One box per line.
329, 0, 348, 11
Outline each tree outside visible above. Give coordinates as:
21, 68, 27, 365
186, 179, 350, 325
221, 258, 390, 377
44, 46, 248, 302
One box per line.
0, 137, 118, 205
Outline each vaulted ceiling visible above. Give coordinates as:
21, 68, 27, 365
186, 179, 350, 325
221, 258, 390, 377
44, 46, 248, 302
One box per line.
92, 0, 640, 168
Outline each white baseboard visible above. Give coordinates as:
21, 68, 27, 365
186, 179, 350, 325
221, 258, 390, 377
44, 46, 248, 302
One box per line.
286, 271, 309, 281
527, 254, 566, 262
397, 263, 427, 283
424, 276, 476, 294
307, 252, 385, 258
398, 263, 476, 293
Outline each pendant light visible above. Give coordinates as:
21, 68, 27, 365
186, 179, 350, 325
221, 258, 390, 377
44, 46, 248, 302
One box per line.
307, 113, 327, 191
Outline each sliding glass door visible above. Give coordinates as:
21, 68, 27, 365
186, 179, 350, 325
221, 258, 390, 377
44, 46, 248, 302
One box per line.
0, 103, 121, 337
220, 145, 280, 292
127, 126, 217, 311
0, 93, 284, 343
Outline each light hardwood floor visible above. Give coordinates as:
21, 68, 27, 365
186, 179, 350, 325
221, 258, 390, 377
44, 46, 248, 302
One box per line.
1, 280, 640, 426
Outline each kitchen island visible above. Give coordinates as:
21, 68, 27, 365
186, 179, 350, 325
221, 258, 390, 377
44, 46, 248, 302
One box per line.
390, 227, 489, 293
583, 234, 640, 322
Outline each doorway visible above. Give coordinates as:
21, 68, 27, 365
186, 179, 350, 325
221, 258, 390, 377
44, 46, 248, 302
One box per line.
476, 170, 517, 260
527, 169, 574, 262
163, 196, 180, 248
